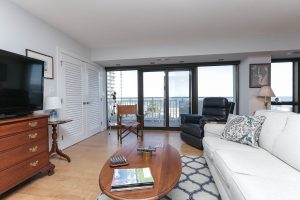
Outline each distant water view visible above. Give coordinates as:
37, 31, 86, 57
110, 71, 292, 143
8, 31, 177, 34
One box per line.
272, 96, 293, 102
271, 96, 293, 112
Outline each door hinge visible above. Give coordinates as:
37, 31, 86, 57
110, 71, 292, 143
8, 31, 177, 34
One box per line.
62, 135, 64, 140
61, 98, 63, 104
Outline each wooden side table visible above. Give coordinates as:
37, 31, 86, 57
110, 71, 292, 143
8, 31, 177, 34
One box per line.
49, 119, 72, 162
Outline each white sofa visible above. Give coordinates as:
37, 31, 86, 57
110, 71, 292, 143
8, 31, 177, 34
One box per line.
203, 110, 300, 200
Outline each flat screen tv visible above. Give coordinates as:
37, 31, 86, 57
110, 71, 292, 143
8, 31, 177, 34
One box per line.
0, 49, 44, 119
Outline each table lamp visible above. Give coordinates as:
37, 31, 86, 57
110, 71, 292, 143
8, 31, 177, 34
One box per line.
45, 96, 62, 122
257, 86, 275, 110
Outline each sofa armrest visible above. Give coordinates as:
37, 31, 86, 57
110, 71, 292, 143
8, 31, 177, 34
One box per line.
180, 114, 203, 124
204, 123, 226, 137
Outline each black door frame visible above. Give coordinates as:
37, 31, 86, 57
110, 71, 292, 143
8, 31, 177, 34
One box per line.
106, 61, 240, 129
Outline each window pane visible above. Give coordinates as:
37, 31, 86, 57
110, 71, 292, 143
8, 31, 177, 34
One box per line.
198, 65, 234, 114
271, 62, 293, 112
169, 71, 191, 127
107, 70, 138, 124
143, 71, 165, 127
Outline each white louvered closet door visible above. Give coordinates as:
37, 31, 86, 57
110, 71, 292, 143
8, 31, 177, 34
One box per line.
60, 55, 85, 148
86, 64, 101, 136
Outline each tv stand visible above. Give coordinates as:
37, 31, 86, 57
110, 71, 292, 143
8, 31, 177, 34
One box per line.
0, 115, 54, 194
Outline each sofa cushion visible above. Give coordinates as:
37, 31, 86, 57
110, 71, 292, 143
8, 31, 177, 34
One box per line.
254, 110, 292, 152
204, 123, 226, 137
230, 174, 300, 200
203, 137, 255, 161
213, 149, 300, 185
221, 115, 266, 147
181, 123, 202, 138
272, 114, 300, 171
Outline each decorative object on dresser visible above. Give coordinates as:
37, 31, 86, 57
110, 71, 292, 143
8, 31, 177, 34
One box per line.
48, 119, 72, 162
257, 85, 276, 109
0, 115, 54, 195
45, 96, 62, 122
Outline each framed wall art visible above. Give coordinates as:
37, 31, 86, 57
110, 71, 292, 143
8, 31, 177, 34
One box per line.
249, 63, 271, 88
26, 49, 54, 79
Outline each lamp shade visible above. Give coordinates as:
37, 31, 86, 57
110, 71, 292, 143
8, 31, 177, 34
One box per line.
45, 96, 62, 110
257, 86, 276, 97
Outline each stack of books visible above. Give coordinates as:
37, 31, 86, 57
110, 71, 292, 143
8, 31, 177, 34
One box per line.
111, 167, 154, 191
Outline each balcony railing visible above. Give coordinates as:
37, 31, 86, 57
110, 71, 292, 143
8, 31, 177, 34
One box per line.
108, 97, 233, 127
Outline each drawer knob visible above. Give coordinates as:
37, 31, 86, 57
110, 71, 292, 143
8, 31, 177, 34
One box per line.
28, 121, 38, 127
30, 160, 39, 167
29, 146, 38, 153
28, 133, 38, 139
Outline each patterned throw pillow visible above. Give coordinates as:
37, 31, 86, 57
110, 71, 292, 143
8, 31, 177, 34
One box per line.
221, 115, 266, 147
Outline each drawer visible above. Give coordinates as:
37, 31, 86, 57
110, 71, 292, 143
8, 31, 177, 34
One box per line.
0, 127, 48, 152
0, 138, 48, 171
0, 152, 49, 194
0, 117, 48, 137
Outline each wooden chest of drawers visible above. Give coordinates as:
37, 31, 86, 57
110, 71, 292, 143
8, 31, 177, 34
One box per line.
0, 115, 54, 194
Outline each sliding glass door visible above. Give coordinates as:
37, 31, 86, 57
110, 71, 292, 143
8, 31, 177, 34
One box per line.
106, 63, 238, 129
143, 71, 165, 127
142, 70, 191, 128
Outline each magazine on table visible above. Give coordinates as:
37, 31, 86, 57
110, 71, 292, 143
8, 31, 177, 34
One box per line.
111, 167, 154, 191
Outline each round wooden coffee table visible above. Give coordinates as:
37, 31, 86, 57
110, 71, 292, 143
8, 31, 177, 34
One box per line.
99, 143, 182, 200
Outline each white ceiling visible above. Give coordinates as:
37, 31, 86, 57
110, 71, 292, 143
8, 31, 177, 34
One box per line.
10, 0, 300, 66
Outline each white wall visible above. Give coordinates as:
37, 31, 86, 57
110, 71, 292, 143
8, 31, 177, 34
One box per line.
239, 56, 271, 115
0, 0, 91, 99
0, 1, 107, 149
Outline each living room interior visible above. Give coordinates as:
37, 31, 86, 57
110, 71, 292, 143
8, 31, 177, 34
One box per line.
1, 0, 300, 200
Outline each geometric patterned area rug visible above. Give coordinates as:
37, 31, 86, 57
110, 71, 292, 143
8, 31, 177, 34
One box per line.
97, 155, 221, 200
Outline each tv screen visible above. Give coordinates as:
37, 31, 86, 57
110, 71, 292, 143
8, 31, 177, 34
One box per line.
0, 49, 44, 118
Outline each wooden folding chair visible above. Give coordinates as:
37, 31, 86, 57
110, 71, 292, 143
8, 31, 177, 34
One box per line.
116, 104, 144, 144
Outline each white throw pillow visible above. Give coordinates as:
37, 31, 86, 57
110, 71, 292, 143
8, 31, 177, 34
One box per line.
221, 115, 266, 147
